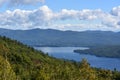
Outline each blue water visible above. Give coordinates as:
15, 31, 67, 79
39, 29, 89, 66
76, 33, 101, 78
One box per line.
34, 47, 120, 71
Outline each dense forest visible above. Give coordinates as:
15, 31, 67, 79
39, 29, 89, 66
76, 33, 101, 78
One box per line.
0, 36, 120, 80
74, 46, 120, 58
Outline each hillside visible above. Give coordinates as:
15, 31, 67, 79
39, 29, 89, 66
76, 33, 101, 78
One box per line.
0, 36, 120, 80
1, 28, 120, 47
74, 46, 120, 58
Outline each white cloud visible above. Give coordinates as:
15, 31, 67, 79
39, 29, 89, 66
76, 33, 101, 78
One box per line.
55, 9, 99, 20
0, 0, 44, 6
0, 5, 120, 31
0, 9, 31, 27
28, 5, 53, 26
9, 0, 45, 6
111, 6, 120, 16
0, 5, 53, 29
55, 9, 79, 20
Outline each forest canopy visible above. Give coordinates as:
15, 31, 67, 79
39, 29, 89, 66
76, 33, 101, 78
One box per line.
0, 36, 120, 80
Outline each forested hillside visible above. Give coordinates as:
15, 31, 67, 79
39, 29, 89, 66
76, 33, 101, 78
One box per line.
0, 36, 120, 80
74, 46, 120, 58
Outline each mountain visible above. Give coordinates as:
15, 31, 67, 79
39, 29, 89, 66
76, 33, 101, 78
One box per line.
0, 28, 120, 47
0, 36, 120, 80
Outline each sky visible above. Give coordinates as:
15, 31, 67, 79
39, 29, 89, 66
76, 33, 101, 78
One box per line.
0, 0, 120, 31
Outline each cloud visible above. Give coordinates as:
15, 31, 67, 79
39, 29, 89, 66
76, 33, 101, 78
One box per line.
9, 0, 45, 6
55, 9, 99, 20
117, 22, 120, 25
111, 6, 120, 16
28, 5, 53, 26
0, 5, 53, 29
0, 5, 120, 31
0, 0, 44, 6
0, 9, 31, 27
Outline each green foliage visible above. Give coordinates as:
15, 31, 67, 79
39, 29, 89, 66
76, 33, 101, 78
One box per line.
0, 55, 17, 80
0, 36, 120, 80
79, 59, 97, 80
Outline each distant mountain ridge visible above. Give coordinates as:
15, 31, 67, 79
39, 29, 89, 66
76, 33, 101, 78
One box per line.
0, 28, 120, 47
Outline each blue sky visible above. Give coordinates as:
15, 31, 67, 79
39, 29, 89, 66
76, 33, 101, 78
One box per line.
45, 0, 120, 11
0, 0, 120, 31
1, 0, 120, 11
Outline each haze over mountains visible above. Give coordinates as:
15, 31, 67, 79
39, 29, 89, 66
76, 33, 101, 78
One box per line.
0, 28, 120, 47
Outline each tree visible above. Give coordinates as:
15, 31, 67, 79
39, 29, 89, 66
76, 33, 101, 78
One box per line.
79, 58, 97, 80
0, 55, 17, 80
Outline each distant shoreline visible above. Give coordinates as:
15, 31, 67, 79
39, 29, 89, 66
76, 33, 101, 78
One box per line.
74, 46, 120, 59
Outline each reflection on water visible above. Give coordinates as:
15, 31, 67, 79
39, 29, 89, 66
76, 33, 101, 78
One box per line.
34, 47, 120, 71
37, 47, 89, 53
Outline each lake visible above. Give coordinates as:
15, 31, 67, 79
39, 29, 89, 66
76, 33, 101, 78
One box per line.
34, 47, 120, 71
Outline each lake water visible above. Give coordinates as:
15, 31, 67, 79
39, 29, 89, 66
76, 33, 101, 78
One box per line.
34, 47, 120, 71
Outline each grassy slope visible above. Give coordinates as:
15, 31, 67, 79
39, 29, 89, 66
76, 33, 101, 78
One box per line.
0, 36, 120, 80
